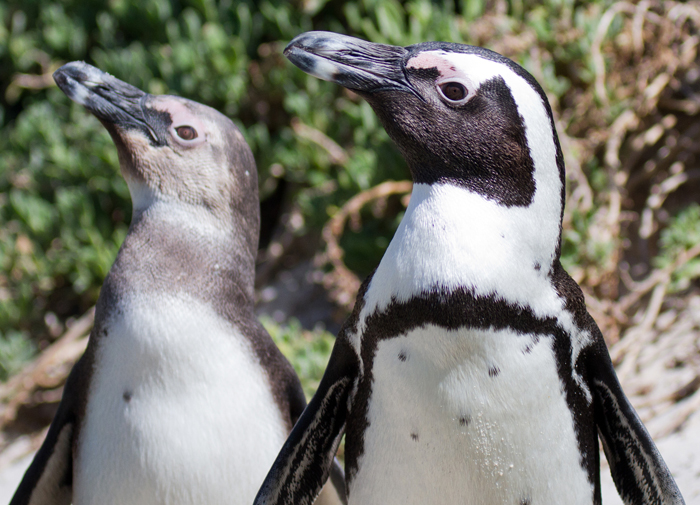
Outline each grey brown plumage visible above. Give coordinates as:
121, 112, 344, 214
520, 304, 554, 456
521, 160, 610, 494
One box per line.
11, 61, 345, 505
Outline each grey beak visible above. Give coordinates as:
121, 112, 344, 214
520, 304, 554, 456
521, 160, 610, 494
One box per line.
284, 31, 419, 98
53, 61, 162, 145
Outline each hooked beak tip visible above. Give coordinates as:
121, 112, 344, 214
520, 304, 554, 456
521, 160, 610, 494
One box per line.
53, 61, 161, 145
284, 31, 414, 96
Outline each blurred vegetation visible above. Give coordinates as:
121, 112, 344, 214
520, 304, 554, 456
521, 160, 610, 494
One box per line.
0, 0, 699, 384
263, 316, 335, 399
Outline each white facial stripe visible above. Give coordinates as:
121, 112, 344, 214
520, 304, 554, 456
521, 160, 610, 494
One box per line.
368, 51, 565, 310
416, 52, 562, 222
364, 51, 592, 400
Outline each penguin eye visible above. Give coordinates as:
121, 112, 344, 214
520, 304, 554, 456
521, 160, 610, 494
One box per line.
175, 126, 197, 141
438, 82, 468, 102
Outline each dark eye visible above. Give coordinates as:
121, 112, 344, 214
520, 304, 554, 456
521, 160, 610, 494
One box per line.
175, 126, 197, 141
439, 82, 467, 102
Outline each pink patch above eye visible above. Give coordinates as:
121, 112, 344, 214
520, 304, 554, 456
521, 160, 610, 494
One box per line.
406, 52, 460, 79
155, 99, 200, 128
153, 96, 206, 145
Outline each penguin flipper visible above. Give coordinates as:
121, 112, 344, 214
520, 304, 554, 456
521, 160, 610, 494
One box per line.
254, 338, 358, 505
281, 329, 347, 505
312, 458, 347, 505
328, 457, 347, 505
590, 336, 685, 505
9, 354, 88, 505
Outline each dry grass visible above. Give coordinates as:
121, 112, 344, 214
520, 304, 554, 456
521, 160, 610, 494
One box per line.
314, 0, 700, 436
1, 0, 699, 475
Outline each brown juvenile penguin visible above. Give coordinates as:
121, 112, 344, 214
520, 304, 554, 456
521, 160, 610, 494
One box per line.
10, 61, 345, 505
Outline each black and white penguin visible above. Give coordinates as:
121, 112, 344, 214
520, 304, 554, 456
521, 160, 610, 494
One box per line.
253, 32, 686, 505
10, 62, 345, 505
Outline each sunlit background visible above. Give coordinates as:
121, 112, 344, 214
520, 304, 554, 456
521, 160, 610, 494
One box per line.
0, 0, 698, 500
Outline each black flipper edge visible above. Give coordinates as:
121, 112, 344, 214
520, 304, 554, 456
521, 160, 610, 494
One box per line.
255, 337, 358, 505
590, 336, 685, 505
9, 354, 89, 505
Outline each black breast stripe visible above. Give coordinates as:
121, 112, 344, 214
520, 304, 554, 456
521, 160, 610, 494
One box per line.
344, 276, 599, 487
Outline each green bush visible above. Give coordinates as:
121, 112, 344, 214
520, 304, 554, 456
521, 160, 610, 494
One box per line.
655, 204, 700, 293
262, 316, 335, 399
1, 0, 698, 378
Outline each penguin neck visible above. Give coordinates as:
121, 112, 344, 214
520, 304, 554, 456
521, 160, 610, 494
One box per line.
132, 175, 252, 249
362, 182, 562, 317
104, 182, 257, 317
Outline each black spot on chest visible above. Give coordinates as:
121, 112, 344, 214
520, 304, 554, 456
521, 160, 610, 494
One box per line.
343, 274, 599, 489
101, 212, 305, 432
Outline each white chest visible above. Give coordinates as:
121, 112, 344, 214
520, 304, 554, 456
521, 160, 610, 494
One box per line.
361, 184, 562, 321
349, 324, 593, 505
74, 294, 288, 505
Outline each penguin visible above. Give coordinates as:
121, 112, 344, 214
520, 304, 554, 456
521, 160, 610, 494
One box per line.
253, 32, 686, 505
10, 61, 345, 505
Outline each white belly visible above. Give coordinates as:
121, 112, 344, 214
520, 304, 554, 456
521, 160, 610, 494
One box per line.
74, 293, 288, 505
349, 324, 594, 505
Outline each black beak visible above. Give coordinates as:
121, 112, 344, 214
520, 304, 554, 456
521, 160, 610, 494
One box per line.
53, 61, 162, 145
284, 31, 420, 98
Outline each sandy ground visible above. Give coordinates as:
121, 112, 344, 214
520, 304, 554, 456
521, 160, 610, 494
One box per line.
1, 264, 697, 502
0, 415, 698, 504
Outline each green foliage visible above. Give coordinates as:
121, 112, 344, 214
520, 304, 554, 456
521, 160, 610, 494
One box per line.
0, 0, 693, 378
0, 0, 482, 371
560, 206, 615, 275
655, 205, 700, 293
0, 329, 35, 381
262, 316, 346, 460
262, 317, 335, 400
0, 96, 129, 346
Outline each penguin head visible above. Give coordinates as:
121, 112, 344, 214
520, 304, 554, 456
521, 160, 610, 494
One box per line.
53, 62, 259, 248
285, 32, 565, 228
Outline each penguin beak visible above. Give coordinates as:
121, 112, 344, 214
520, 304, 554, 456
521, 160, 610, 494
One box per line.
53, 61, 162, 145
284, 31, 420, 99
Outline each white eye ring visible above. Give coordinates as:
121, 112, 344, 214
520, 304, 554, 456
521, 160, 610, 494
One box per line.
436, 78, 473, 105
175, 125, 197, 141
170, 123, 206, 147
